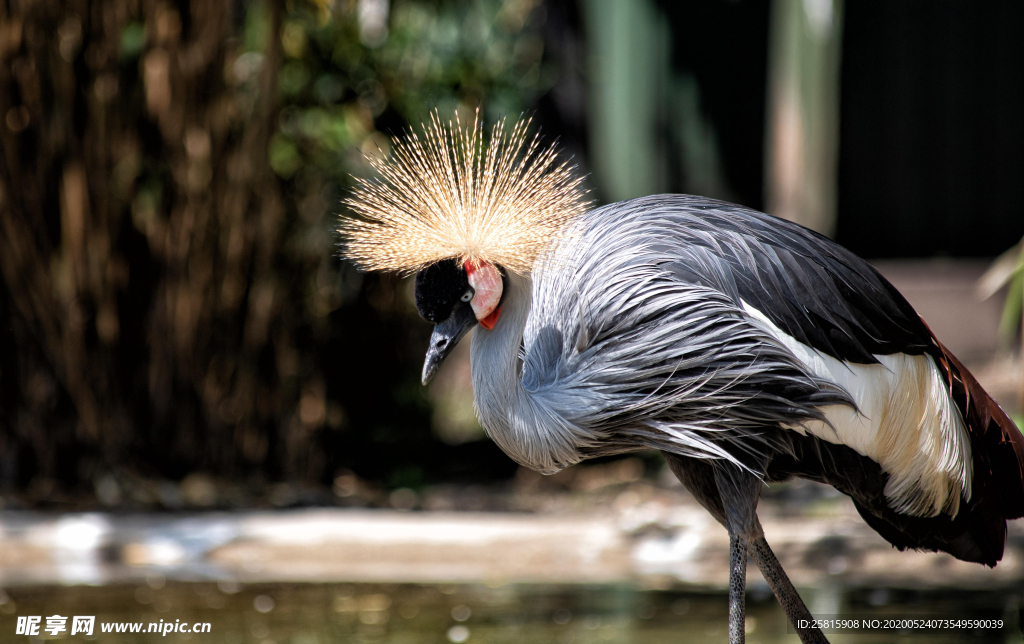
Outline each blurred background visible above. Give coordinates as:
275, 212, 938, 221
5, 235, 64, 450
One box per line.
1, 0, 1023, 642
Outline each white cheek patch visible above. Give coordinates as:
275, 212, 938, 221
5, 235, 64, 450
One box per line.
466, 260, 503, 321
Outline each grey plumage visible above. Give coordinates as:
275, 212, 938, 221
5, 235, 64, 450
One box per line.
472, 194, 854, 476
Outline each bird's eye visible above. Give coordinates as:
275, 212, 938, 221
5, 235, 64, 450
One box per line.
460, 289, 474, 302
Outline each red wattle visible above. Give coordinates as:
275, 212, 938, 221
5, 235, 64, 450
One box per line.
479, 306, 502, 330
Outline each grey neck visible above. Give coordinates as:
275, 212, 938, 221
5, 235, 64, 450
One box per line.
470, 272, 531, 447
469, 271, 584, 474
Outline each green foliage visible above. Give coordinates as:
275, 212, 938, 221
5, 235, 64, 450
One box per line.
267, 0, 554, 185
979, 237, 1024, 349
120, 22, 146, 59
1000, 253, 1024, 346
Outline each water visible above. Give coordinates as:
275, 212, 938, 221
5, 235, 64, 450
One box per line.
4, 582, 1020, 643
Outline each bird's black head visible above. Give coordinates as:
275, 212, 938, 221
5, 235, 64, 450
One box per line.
415, 259, 477, 385
414, 259, 472, 323
415, 258, 507, 385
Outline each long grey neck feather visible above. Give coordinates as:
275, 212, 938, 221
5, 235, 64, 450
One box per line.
470, 270, 591, 474
470, 271, 531, 433
473, 270, 573, 473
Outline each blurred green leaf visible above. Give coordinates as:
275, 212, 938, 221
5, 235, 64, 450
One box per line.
1001, 267, 1024, 346
120, 22, 146, 59
244, 0, 271, 52
979, 237, 1024, 348
279, 61, 311, 96
282, 21, 308, 58
269, 134, 302, 177
314, 74, 345, 104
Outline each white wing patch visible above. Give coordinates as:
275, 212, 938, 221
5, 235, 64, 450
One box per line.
742, 303, 972, 518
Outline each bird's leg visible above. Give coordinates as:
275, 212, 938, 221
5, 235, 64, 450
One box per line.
713, 464, 763, 644
727, 532, 748, 644
748, 535, 829, 644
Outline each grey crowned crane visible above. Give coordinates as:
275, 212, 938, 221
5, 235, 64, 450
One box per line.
340, 114, 1024, 644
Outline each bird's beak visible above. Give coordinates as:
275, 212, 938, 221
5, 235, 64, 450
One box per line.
421, 303, 477, 385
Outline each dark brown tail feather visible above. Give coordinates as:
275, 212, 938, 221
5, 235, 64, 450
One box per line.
923, 319, 1024, 524
935, 344, 1024, 517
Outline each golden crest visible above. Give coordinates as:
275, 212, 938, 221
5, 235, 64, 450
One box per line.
340, 110, 589, 275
